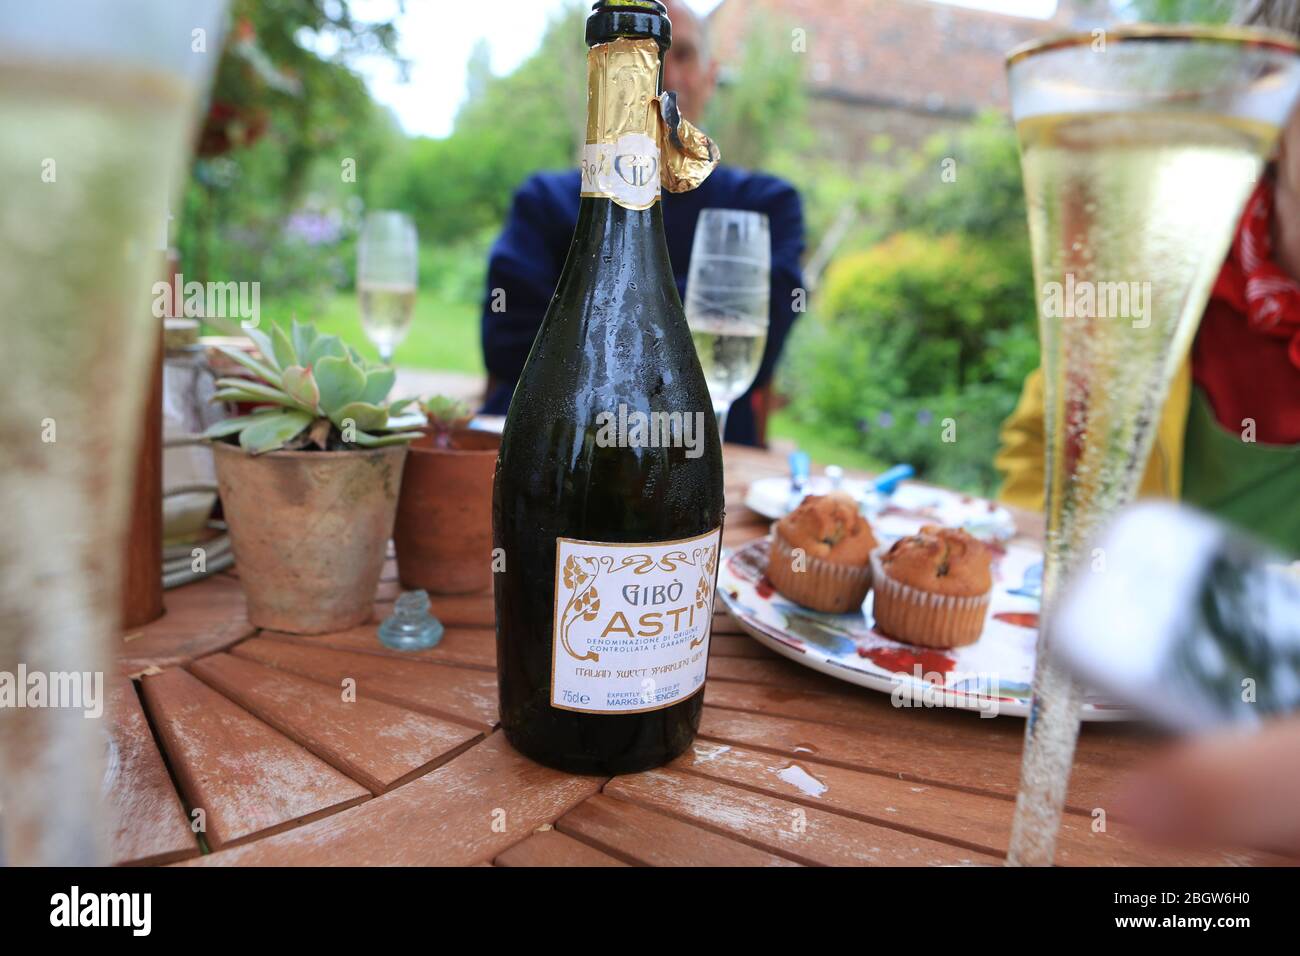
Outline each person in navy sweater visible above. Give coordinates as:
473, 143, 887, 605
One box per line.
479, 0, 806, 446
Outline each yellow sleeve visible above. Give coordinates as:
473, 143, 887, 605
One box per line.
994, 367, 1047, 512
994, 361, 1191, 511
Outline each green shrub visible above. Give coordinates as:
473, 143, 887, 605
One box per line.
780, 231, 1038, 495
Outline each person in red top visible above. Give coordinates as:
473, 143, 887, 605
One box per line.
1198, 176, 1300, 441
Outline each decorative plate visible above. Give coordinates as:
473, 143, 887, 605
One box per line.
716, 532, 1130, 721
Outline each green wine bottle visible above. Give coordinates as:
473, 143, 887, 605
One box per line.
493, 0, 726, 775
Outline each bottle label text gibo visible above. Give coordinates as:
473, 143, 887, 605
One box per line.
550, 527, 721, 714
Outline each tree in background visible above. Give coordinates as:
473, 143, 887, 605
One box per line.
1127, 0, 1235, 20
705, 11, 809, 172
1072, 0, 1235, 22
375, 2, 587, 247
177, 0, 404, 298
778, 115, 1039, 494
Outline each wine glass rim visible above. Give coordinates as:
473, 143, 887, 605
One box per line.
699, 208, 770, 226
1007, 23, 1300, 67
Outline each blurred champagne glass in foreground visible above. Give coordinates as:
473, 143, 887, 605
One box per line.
1005, 25, 1300, 866
357, 210, 418, 365
0, 0, 226, 864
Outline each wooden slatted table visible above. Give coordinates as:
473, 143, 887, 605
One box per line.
107, 444, 1277, 867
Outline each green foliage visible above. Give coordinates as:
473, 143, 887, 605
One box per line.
421, 396, 474, 448
422, 396, 473, 428
177, 0, 406, 292
782, 231, 1037, 495
175, 0, 1046, 497
704, 11, 809, 170
376, 3, 588, 245
778, 115, 1040, 495
417, 238, 490, 305
202, 319, 425, 454
216, 0, 402, 202
1117, 0, 1235, 23
892, 114, 1032, 243
268, 283, 484, 374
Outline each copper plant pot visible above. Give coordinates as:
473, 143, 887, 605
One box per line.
394, 428, 500, 595
213, 441, 408, 634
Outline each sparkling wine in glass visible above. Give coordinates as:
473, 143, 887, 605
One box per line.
1005, 25, 1300, 866
685, 209, 771, 443
0, 0, 227, 864
357, 210, 418, 365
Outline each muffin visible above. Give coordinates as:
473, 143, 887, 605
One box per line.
870, 525, 992, 648
767, 492, 877, 613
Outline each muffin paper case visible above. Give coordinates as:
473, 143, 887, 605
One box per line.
766, 524, 873, 614
869, 547, 991, 649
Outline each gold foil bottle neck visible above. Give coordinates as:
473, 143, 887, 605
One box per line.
586, 37, 659, 145
581, 37, 720, 209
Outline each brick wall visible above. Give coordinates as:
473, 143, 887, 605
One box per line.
709, 0, 1065, 165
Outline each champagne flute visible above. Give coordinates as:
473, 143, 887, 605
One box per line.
685, 209, 771, 443
1004, 25, 1300, 866
357, 210, 418, 365
0, 0, 227, 864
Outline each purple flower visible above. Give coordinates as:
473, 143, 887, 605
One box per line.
284, 210, 342, 246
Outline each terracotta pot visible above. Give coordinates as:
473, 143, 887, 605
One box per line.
213, 441, 408, 634
394, 428, 500, 594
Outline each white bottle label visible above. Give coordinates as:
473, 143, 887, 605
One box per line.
580, 133, 661, 211
551, 527, 721, 714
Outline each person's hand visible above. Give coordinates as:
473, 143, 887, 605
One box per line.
1118, 715, 1300, 855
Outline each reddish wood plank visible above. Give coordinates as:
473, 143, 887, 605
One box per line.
722, 443, 788, 486
706, 654, 852, 694
233, 637, 499, 731
703, 677, 1160, 770
495, 829, 629, 867
118, 575, 254, 675
141, 668, 369, 849
725, 508, 769, 530
606, 768, 997, 866
711, 610, 745, 635
105, 679, 198, 865
559, 793, 801, 867
264, 623, 496, 671
94, 447, 1247, 868
190, 653, 482, 794
186, 732, 602, 866
372, 588, 495, 629
674, 739, 1274, 866
696, 705, 1133, 815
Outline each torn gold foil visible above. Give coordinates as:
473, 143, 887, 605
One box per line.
657, 91, 721, 193
581, 37, 719, 209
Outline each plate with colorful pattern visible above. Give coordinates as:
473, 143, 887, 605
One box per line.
716, 532, 1130, 721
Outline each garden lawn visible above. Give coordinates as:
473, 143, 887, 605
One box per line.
768, 409, 888, 475
267, 291, 484, 374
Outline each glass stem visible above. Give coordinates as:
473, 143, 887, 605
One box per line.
1006, 619, 1084, 866
713, 400, 730, 446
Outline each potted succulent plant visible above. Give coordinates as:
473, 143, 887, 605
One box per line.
204, 320, 424, 634
393, 396, 501, 595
